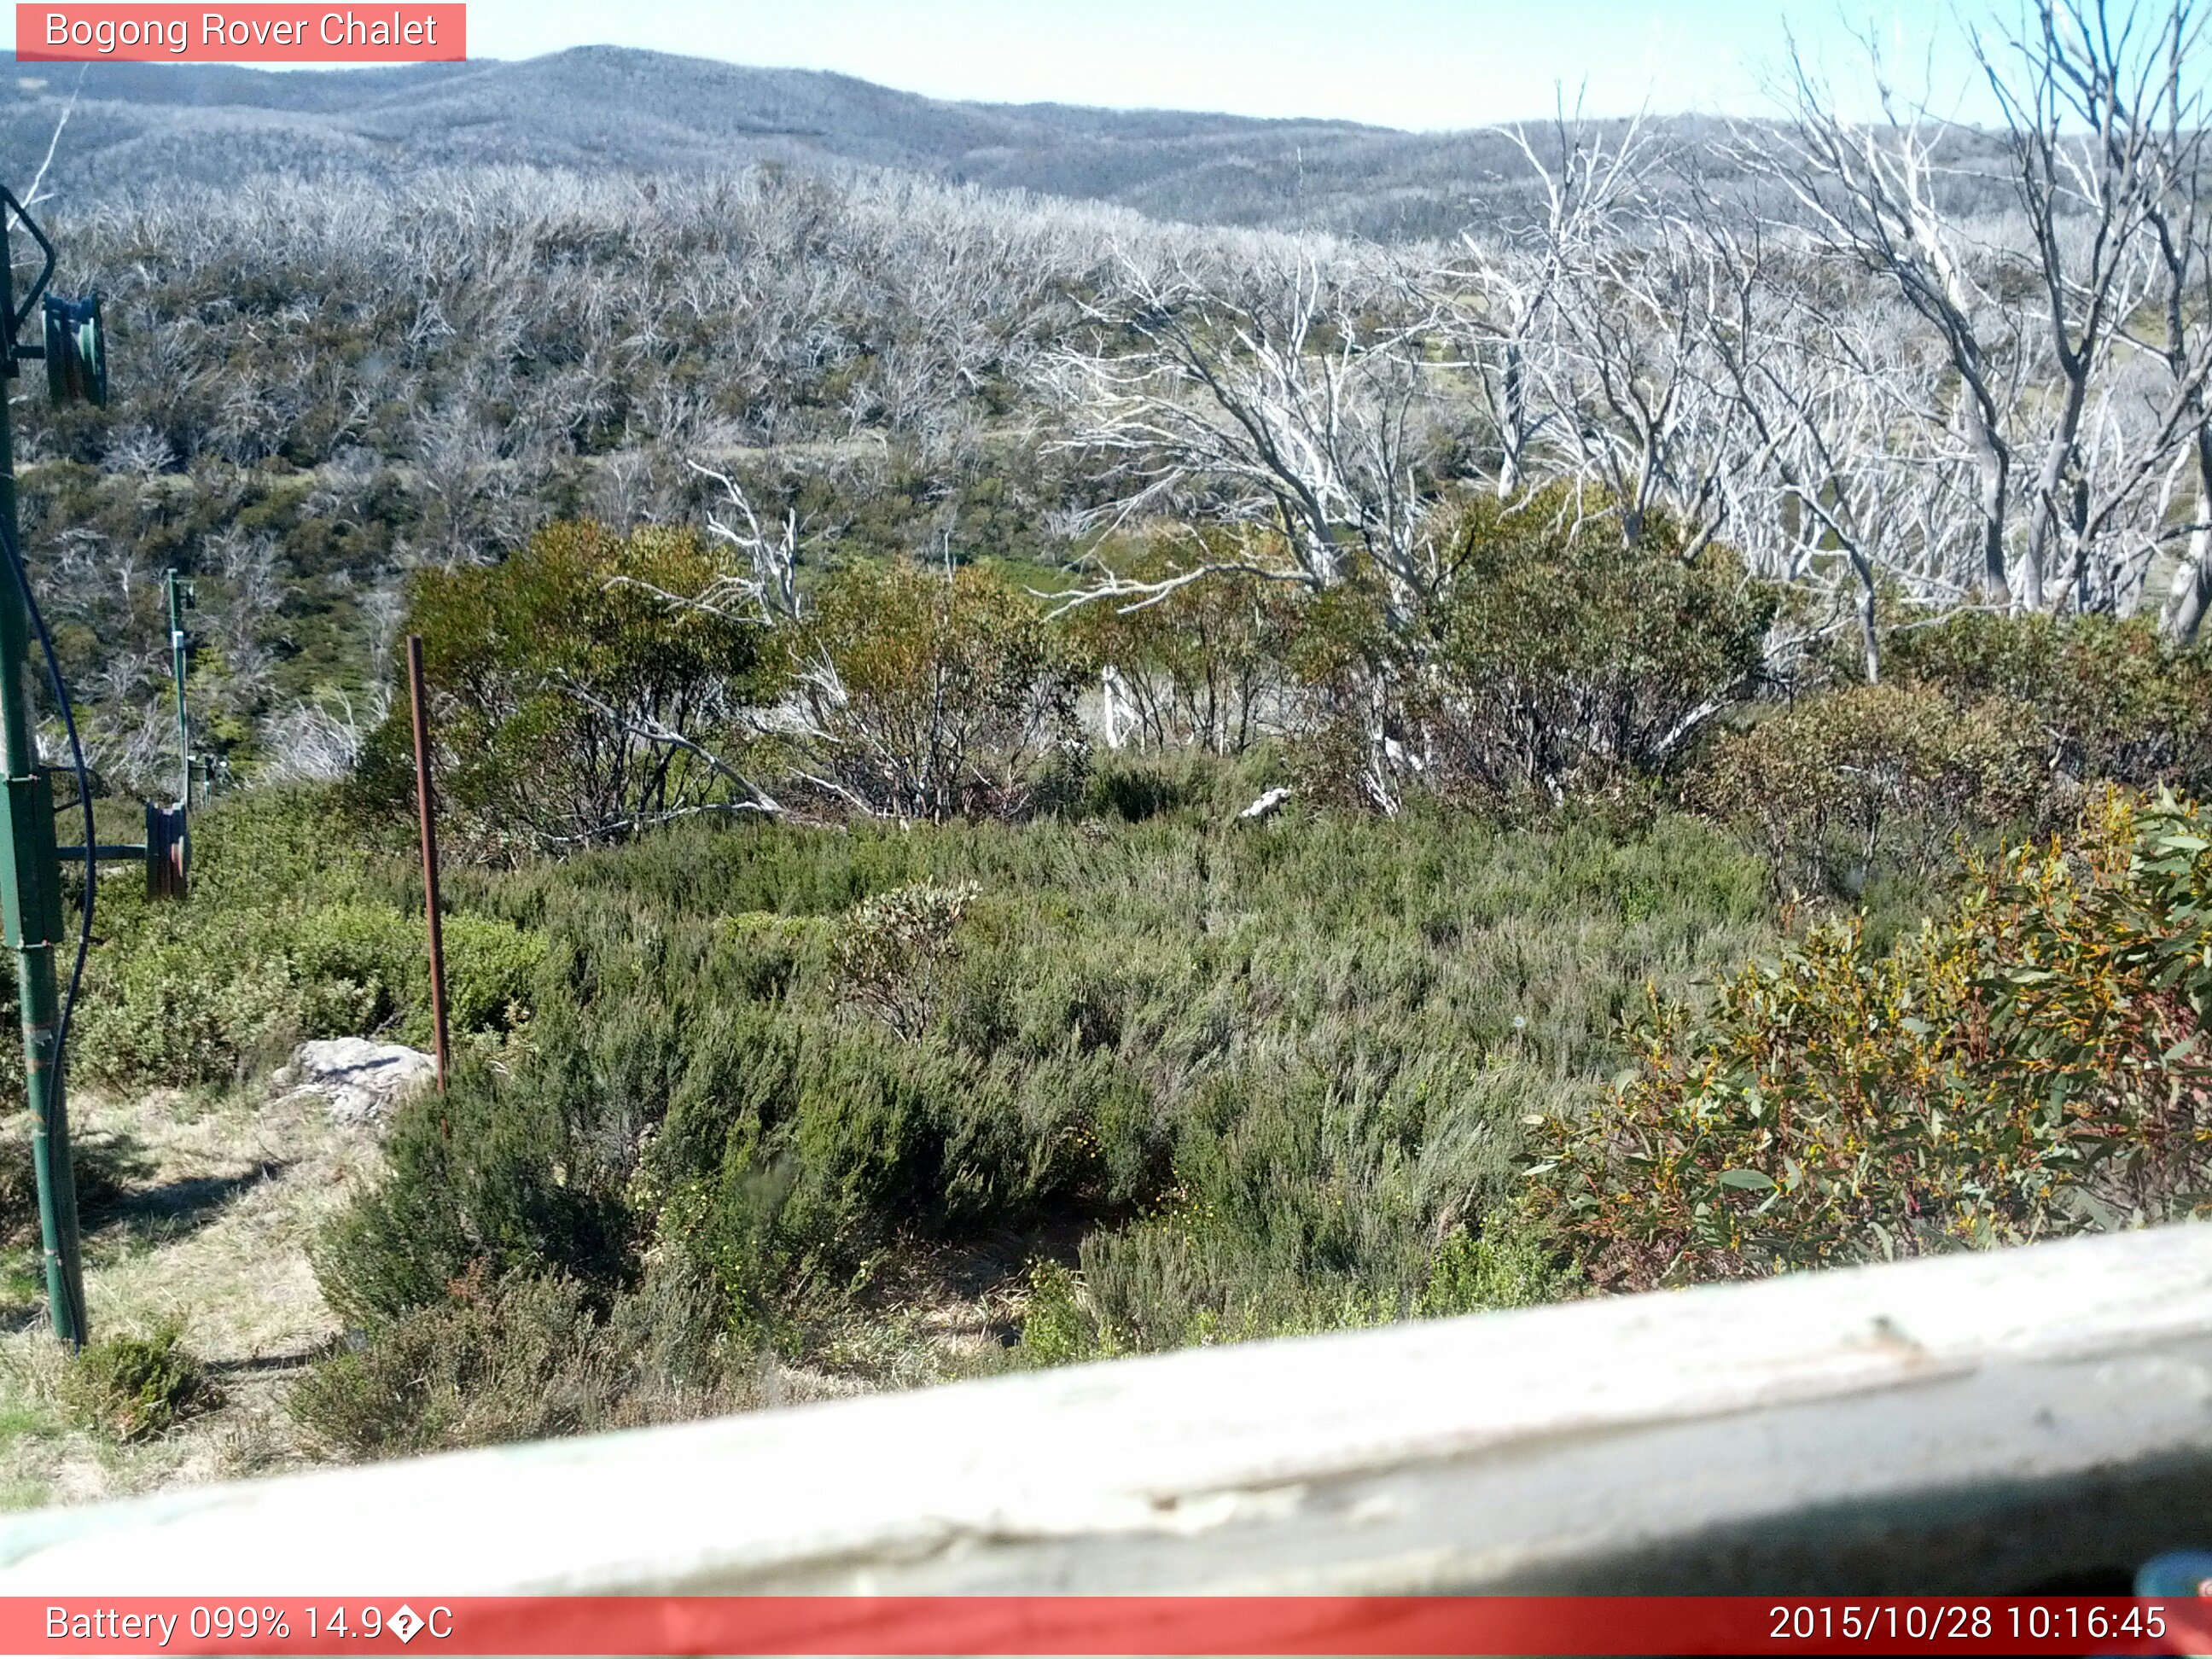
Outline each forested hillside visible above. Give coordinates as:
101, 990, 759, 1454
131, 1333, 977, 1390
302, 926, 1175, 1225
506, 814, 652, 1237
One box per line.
19, 165, 1138, 789
0, 47, 1669, 239
9, 4, 2212, 1487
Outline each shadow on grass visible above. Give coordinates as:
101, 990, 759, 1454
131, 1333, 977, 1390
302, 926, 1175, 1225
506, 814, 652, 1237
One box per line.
0, 1125, 153, 1249
2, 1120, 288, 1260
848, 1216, 1095, 1353
87, 1161, 290, 1250
203, 1349, 319, 1382
0, 1254, 46, 1331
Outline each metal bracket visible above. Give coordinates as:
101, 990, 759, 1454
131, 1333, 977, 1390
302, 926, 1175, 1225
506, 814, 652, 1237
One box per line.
0, 771, 61, 950
55, 844, 148, 862
0, 188, 55, 378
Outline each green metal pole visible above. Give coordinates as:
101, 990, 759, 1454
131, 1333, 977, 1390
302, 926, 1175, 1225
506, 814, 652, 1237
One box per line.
0, 217, 84, 1348
166, 571, 189, 809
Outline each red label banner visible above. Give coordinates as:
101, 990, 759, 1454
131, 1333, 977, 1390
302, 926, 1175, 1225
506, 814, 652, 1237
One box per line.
16, 5, 464, 61
4, 1596, 2209, 1656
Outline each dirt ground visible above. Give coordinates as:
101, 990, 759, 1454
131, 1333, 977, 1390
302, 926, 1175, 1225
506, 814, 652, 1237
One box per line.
0, 1078, 1040, 1511
0, 1081, 381, 1508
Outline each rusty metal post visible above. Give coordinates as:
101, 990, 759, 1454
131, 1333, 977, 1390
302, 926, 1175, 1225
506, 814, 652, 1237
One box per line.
406, 635, 450, 1092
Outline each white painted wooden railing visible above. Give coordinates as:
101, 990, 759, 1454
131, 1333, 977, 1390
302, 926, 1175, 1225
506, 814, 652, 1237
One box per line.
3, 1223, 2209, 1595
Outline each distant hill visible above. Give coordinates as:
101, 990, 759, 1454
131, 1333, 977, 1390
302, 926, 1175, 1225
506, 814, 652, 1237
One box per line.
0, 46, 1657, 239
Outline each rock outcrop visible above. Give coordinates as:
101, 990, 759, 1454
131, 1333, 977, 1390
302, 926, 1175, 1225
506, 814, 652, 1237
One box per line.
273, 1038, 435, 1126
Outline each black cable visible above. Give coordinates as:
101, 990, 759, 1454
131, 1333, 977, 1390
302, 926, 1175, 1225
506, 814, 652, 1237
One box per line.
0, 513, 93, 1343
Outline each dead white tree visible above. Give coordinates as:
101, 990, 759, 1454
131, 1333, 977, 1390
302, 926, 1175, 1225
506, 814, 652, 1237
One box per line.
1447, 118, 1825, 566
1435, 111, 1659, 499
259, 688, 387, 784
2104, 1, 2212, 638
1542, 202, 1748, 557
1754, 35, 2027, 608
1045, 248, 1449, 624
1975, 0, 2184, 613
687, 463, 801, 623
1703, 215, 1914, 680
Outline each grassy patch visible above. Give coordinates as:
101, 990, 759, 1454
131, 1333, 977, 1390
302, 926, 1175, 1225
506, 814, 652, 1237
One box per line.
0, 1076, 385, 1506
67, 789, 535, 1098
305, 774, 1777, 1447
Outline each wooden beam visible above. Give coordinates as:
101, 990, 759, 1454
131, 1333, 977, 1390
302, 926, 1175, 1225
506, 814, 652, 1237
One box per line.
4, 1223, 2210, 1594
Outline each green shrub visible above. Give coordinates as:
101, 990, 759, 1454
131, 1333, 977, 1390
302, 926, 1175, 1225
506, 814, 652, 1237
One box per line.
311, 1053, 637, 1330
832, 881, 978, 1039
69, 789, 544, 1091
1016, 1057, 1578, 1355
74, 933, 311, 1088
1076, 754, 1218, 823
1882, 611, 2212, 792
1689, 684, 2047, 895
278, 903, 422, 1034
317, 793, 1772, 1389
1060, 532, 1304, 754
643, 999, 1122, 1344
1416, 495, 1778, 799
1417, 1225, 1575, 1317
1041, 1216, 1572, 1353
1295, 491, 1778, 810
715, 911, 831, 1002
65, 1323, 222, 1441
786, 561, 1085, 821
1016, 1260, 1097, 1365
436, 913, 548, 1038
77, 902, 538, 1091
1528, 788, 2212, 1291
292, 1272, 620, 1458
359, 521, 778, 857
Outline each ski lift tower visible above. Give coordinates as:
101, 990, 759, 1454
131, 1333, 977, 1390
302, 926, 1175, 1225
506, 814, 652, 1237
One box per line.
0, 183, 120, 1347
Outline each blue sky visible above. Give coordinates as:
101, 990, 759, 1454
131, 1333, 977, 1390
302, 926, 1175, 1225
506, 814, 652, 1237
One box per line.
8, 3, 1994, 130
458, 1, 1988, 130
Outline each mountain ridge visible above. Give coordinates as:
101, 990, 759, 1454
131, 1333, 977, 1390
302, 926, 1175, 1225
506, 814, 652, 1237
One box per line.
0, 44, 1586, 238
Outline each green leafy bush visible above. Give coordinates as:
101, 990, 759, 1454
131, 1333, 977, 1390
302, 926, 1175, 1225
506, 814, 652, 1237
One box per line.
1075, 751, 1227, 823
1016, 1260, 1095, 1365
71, 800, 414, 1090
1415, 495, 1778, 799
65, 1323, 222, 1441
1417, 1225, 1576, 1317
1295, 492, 1778, 810
1882, 611, 2212, 792
786, 560, 1085, 821
1689, 684, 2047, 894
1060, 533, 1304, 754
1528, 789, 2212, 1291
641, 998, 1121, 1345
73, 792, 544, 1091
832, 881, 978, 1039
360, 521, 778, 857
73, 934, 310, 1090
437, 913, 548, 1039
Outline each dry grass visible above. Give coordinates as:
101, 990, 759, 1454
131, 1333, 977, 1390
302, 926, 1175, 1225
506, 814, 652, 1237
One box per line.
0, 1081, 383, 1508
0, 1077, 1039, 1500
802, 1229, 1053, 1391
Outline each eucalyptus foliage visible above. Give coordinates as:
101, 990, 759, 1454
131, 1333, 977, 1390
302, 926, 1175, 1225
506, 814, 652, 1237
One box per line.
1529, 789, 2212, 1290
